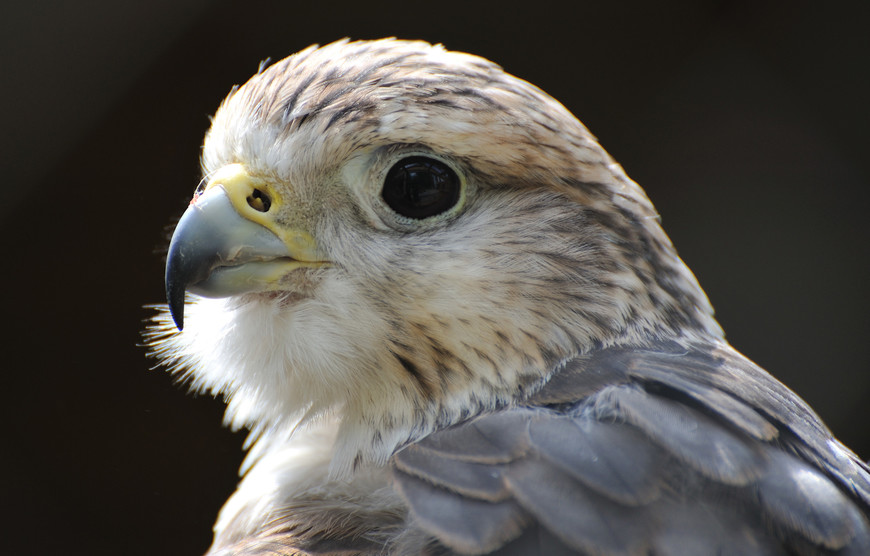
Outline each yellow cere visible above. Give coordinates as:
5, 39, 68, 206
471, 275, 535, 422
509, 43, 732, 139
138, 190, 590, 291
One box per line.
205, 164, 327, 264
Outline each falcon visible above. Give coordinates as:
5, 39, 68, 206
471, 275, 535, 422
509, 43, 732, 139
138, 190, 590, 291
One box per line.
146, 39, 870, 555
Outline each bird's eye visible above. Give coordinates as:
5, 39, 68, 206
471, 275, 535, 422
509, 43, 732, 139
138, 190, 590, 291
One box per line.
381, 156, 461, 219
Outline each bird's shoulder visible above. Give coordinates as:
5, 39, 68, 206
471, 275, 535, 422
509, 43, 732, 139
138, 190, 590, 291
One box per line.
391, 340, 870, 555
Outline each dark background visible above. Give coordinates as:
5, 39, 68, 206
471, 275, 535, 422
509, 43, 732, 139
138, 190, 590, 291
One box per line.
2, 1, 868, 554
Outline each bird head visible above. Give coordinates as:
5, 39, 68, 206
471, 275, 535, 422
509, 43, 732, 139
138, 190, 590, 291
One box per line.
147, 39, 721, 473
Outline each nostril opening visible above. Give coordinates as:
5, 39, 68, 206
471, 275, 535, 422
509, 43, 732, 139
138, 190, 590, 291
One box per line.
247, 188, 272, 212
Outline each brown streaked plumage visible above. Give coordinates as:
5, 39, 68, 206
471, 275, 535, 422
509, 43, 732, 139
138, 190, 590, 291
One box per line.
146, 39, 870, 555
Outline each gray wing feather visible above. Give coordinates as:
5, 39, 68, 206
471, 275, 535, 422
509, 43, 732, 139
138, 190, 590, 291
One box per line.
505, 458, 653, 554
412, 411, 532, 463
393, 445, 511, 502
649, 503, 781, 556
631, 365, 779, 441
486, 524, 583, 556
392, 340, 870, 555
527, 417, 664, 505
756, 450, 870, 551
597, 385, 766, 485
393, 469, 529, 554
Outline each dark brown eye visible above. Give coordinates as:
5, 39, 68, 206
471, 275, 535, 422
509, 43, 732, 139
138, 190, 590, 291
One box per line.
381, 156, 460, 219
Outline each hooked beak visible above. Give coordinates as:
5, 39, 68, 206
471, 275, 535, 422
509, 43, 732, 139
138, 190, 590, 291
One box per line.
165, 164, 328, 330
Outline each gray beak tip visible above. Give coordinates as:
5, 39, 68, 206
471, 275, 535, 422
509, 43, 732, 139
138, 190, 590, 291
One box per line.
166, 274, 186, 331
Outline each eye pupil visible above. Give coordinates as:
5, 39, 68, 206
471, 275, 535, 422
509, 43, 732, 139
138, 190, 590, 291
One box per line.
382, 156, 460, 219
